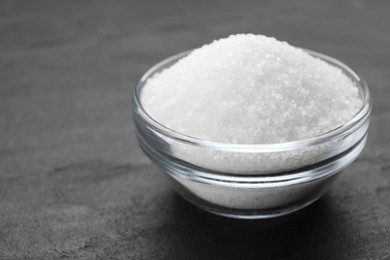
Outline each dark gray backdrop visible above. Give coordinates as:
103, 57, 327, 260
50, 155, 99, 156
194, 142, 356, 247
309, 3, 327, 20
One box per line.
1, 0, 389, 259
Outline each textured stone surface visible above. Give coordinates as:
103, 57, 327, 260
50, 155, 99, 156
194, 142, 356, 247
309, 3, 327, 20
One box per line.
1, 0, 389, 259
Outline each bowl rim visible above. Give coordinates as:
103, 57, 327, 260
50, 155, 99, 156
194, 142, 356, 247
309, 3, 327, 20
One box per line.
133, 49, 372, 153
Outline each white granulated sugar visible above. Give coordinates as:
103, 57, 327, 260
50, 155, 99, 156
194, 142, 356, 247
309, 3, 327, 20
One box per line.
141, 34, 362, 144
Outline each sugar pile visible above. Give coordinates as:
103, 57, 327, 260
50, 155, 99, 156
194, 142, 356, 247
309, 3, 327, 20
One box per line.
141, 34, 362, 144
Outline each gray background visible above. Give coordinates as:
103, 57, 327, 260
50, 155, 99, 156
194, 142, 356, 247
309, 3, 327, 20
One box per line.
1, 0, 389, 259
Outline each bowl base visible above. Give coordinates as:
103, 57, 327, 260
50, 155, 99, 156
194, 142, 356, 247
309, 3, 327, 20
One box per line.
164, 171, 337, 219
139, 132, 367, 219
195, 195, 323, 219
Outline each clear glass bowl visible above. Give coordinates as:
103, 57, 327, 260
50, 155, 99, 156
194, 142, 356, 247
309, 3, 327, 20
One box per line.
132, 49, 372, 219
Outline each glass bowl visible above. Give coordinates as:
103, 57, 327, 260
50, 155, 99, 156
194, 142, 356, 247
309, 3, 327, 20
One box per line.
132, 49, 372, 219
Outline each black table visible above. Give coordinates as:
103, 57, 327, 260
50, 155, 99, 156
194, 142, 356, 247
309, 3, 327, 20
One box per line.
1, 1, 389, 259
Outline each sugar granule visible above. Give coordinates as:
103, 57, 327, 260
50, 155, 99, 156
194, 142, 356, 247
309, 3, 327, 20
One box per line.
141, 34, 362, 144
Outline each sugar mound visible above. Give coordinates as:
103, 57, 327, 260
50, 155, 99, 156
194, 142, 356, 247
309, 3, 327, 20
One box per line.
141, 34, 362, 144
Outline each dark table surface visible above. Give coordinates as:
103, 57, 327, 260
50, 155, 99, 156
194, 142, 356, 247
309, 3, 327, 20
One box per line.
1, 1, 390, 259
